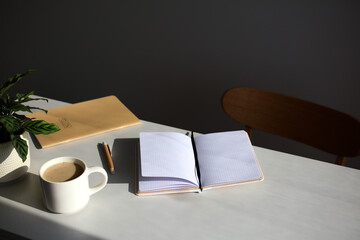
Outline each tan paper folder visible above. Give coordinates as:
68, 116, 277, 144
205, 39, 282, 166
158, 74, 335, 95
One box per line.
27, 95, 141, 148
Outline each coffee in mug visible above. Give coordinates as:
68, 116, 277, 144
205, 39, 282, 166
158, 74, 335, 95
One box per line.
43, 162, 84, 182
39, 157, 108, 214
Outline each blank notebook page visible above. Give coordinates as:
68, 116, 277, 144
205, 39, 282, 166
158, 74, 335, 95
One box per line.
194, 131, 263, 188
139, 132, 199, 192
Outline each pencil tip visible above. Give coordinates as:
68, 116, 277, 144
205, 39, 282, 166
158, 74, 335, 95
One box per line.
111, 169, 115, 174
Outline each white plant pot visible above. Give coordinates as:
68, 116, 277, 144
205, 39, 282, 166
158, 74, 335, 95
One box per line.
0, 134, 30, 183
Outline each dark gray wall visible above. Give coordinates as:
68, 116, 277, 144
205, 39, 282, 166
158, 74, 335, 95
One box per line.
1, 1, 359, 168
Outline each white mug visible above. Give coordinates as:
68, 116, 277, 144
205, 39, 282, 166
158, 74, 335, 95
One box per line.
39, 156, 108, 214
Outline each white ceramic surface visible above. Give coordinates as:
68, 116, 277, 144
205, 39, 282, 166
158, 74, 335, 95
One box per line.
39, 156, 108, 214
0, 135, 30, 183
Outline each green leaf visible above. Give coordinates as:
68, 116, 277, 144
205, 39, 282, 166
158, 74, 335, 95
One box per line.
16, 91, 35, 101
0, 116, 21, 132
6, 90, 50, 114
0, 69, 36, 97
28, 106, 49, 113
16, 91, 48, 104
23, 120, 60, 135
3, 103, 32, 113
11, 134, 28, 162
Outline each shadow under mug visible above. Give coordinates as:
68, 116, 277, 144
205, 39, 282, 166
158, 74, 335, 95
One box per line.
39, 156, 108, 214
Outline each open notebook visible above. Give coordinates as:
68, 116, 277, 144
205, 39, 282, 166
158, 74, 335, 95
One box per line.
136, 130, 264, 196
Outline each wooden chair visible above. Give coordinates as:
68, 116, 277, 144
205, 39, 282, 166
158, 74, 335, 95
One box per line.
221, 87, 360, 165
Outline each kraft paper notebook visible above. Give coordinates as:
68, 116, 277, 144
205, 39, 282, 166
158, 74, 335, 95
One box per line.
136, 130, 264, 196
27, 95, 141, 148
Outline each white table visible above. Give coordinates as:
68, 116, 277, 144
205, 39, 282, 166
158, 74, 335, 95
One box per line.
1, 97, 359, 240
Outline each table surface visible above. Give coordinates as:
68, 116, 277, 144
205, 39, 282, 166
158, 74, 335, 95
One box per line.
1, 97, 360, 240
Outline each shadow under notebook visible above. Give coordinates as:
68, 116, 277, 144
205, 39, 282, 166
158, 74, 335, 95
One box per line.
97, 138, 139, 194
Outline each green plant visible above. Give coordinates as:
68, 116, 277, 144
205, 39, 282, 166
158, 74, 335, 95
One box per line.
0, 69, 60, 162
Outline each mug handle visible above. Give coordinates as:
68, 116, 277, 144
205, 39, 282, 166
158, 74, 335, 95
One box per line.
87, 167, 108, 196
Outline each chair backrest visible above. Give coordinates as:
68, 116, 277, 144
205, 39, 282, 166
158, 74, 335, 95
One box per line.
221, 87, 360, 165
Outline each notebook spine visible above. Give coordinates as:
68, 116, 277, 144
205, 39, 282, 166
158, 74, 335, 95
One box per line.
191, 131, 202, 191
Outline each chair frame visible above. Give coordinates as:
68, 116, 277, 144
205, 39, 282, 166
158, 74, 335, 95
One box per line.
222, 88, 360, 165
